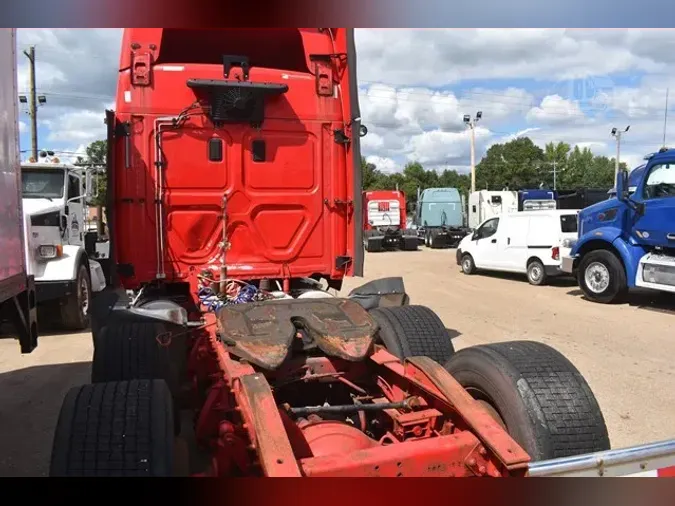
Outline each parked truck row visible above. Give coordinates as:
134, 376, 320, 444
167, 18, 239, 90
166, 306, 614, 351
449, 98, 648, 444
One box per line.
363, 185, 611, 253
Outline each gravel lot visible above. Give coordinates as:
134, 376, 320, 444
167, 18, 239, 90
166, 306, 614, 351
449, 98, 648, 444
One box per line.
1, 247, 674, 476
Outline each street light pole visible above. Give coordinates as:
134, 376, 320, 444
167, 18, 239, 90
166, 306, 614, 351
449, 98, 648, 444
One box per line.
611, 126, 630, 188
464, 111, 482, 194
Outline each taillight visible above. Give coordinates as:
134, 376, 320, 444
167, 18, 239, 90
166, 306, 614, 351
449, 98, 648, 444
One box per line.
552, 247, 560, 260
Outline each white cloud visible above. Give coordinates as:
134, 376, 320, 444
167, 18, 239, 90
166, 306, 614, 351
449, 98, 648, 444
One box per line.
406, 126, 492, 166
43, 109, 107, 144
526, 95, 587, 125
18, 121, 27, 133
366, 155, 400, 173
356, 29, 667, 87
15, 28, 675, 176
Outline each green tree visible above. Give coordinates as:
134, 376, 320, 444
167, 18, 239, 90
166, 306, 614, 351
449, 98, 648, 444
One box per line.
475, 137, 545, 190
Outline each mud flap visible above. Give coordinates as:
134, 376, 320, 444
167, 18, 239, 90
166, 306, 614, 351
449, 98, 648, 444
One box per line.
365, 236, 384, 252
347, 277, 409, 310
429, 232, 448, 249
402, 236, 419, 251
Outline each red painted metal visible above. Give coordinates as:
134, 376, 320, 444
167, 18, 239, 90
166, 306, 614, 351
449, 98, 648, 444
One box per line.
111, 29, 359, 291
188, 314, 532, 477
299, 420, 378, 457
362, 190, 407, 231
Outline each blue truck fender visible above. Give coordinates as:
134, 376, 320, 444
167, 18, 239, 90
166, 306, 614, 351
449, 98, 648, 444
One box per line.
571, 228, 643, 288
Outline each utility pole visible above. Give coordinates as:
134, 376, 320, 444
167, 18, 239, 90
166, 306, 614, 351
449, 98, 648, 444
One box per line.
663, 88, 669, 148
611, 126, 630, 188
464, 111, 482, 194
539, 160, 562, 190
24, 46, 38, 160
19, 46, 47, 161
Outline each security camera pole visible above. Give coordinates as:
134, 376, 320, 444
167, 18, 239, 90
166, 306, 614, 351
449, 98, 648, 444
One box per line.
464, 111, 482, 193
611, 126, 630, 188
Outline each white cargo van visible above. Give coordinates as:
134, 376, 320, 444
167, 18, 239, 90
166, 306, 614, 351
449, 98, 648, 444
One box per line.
456, 209, 579, 285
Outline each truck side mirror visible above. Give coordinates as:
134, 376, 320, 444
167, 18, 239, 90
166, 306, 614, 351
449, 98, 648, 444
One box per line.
85, 170, 98, 200
616, 169, 629, 202
85, 171, 93, 198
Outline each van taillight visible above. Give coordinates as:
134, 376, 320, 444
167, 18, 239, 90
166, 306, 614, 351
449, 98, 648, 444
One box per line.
552, 247, 560, 260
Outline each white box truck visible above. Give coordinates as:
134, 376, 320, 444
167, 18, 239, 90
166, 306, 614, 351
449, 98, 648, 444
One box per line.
0, 28, 38, 353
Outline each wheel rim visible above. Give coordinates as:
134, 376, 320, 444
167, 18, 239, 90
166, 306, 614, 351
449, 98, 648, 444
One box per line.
462, 257, 471, 272
80, 275, 90, 316
465, 387, 507, 430
584, 262, 610, 294
529, 264, 542, 282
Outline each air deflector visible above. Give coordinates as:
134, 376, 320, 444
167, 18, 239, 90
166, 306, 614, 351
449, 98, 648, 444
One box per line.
187, 79, 288, 127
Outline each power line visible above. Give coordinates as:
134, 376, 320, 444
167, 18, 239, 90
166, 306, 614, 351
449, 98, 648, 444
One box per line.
17, 90, 114, 102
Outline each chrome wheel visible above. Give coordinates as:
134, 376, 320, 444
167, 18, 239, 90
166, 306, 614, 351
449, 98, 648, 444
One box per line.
584, 262, 610, 294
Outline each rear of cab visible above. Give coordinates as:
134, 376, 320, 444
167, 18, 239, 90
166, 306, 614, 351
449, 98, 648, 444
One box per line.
108, 29, 363, 292
457, 210, 579, 280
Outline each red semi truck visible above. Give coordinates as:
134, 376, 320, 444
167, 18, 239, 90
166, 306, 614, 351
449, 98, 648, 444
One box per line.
0, 28, 38, 354
362, 190, 418, 252
48, 28, 675, 477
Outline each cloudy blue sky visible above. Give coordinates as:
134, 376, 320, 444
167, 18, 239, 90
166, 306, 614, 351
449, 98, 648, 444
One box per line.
15, 28, 675, 174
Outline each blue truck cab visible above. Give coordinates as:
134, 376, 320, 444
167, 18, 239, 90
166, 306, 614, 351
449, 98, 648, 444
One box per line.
414, 187, 469, 248
561, 149, 675, 303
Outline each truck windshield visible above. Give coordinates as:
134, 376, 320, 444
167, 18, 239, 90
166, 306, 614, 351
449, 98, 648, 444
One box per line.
560, 214, 578, 233
22, 169, 65, 199
644, 163, 675, 199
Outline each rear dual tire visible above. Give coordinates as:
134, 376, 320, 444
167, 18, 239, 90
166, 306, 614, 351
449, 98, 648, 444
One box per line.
92, 321, 185, 435
50, 379, 175, 476
371, 305, 610, 462
445, 341, 610, 461
370, 305, 455, 365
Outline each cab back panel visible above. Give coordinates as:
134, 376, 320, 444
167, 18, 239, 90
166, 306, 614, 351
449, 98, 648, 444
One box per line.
111, 29, 360, 288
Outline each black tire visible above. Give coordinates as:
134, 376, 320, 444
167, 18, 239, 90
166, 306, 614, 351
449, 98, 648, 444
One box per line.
92, 322, 181, 386
526, 259, 547, 286
424, 231, 431, 247
60, 262, 92, 330
428, 230, 439, 249
445, 341, 610, 461
50, 380, 174, 476
92, 322, 185, 433
577, 250, 627, 304
369, 305, 454, 365
461, 253, 476, 275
